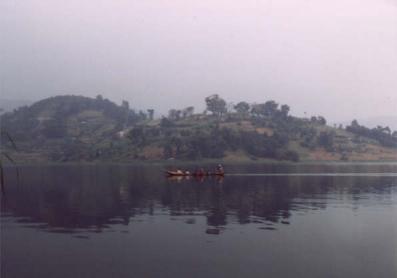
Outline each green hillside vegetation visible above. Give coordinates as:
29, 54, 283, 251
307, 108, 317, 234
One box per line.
1, 94, 396, 162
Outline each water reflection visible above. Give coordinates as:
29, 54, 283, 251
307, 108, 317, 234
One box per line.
1, 164, 396, 235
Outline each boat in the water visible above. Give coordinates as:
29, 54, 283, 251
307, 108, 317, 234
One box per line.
166, 164, 225, 177
165, 170, 224, 177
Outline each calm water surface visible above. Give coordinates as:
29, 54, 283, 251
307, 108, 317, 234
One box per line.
1, 163, 397, 278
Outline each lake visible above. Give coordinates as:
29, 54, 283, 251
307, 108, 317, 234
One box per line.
1, 163, 397, 278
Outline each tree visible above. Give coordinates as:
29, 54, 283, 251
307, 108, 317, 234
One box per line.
160, 117, 174, 127
351, 119, 359, 127
234, 102, 250, 117
120, 100, 130, 128
263, 101, 279, 117
318, 131, 335, 151
182, 106, 194, 118
250, 101, 279, 118
380, 126, 391, 134
317, 116, 326, 125
279, 150, 300, 162
128, 127, 145, 146
346, 121, 397, 147
250, 103, 265, 117
138, 110, 147, 121
279, 104, 290, 118
176, 110, 181, 120
121, 100, 129, 110
310, 116, 327, 125
205, 94, 227, 117
147, 109, 154, 120
168, 109, 182, 120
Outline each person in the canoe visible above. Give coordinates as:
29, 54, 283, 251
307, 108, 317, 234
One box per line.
216, 164, 224, 175
195, 168, 205, 176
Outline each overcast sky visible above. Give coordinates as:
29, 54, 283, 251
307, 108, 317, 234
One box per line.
1, 0, 396, 121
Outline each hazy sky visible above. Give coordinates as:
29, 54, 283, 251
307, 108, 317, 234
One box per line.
1, 0, 396, 121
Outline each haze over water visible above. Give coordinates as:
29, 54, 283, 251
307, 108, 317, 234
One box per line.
1, 163, 396, 278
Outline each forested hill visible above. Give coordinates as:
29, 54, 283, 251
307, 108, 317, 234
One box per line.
1, 94, 396, 162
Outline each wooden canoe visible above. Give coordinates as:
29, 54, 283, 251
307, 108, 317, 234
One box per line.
166, 171, 224, 177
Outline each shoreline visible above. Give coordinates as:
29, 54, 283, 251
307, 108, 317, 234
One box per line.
3, 158, 397, 167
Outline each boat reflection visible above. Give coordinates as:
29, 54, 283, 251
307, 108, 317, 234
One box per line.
166, 175, 224, 183
1, 164, 395, 235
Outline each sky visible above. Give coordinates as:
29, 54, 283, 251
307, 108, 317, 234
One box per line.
1, 0, 397, 121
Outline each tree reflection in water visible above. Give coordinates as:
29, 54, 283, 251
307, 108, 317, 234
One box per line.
1, 164, 395, 234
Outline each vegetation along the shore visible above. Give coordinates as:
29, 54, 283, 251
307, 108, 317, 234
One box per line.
1, 94, 396, 163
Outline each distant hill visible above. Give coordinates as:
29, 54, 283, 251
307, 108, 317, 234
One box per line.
0, 95, 147, 161
1, 95, 396, 162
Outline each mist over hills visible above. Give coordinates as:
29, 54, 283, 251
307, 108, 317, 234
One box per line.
0, 99, 33, 114
1, 95, 396, 162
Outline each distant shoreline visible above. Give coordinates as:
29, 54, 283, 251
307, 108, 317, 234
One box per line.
3, 158, 397, 167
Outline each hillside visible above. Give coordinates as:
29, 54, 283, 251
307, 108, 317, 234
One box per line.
1, 95, 396, 163
0, 95, 147, 161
